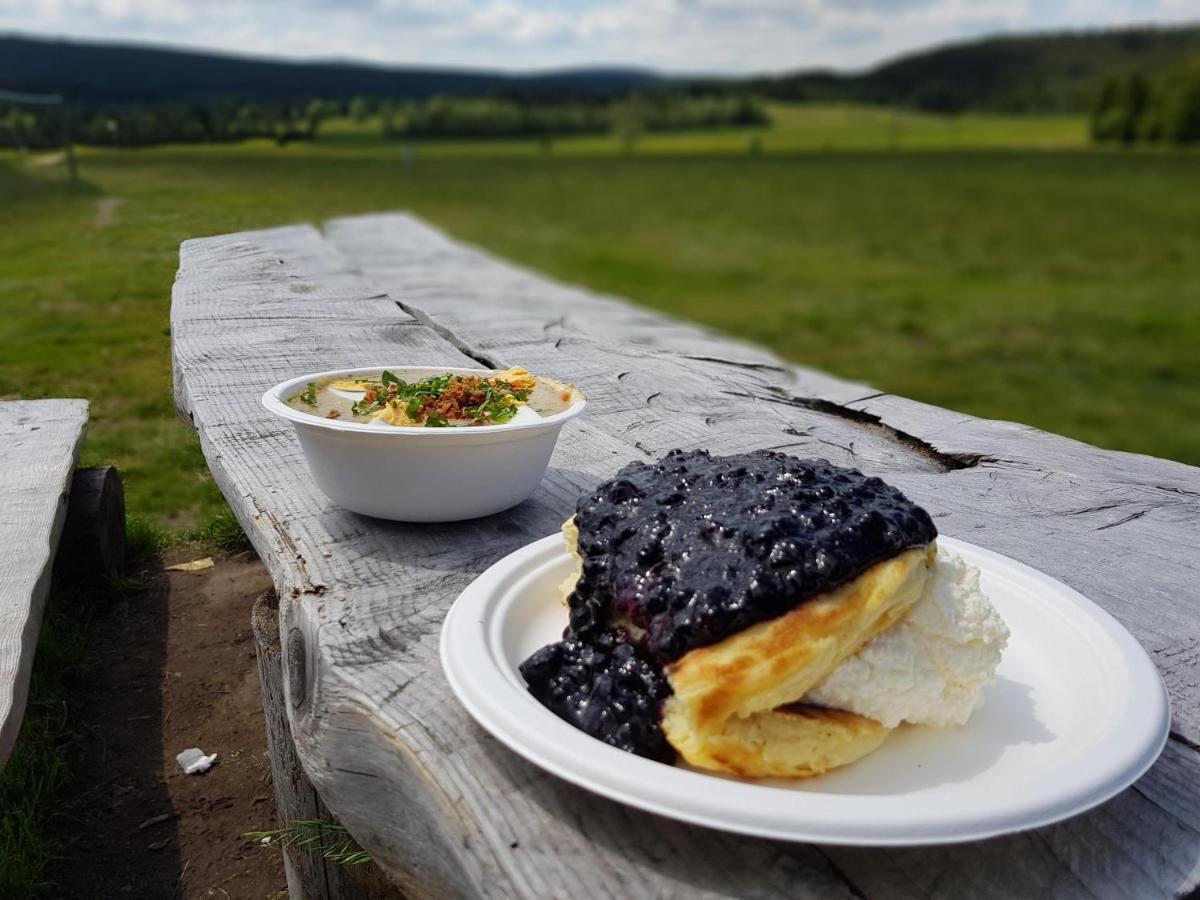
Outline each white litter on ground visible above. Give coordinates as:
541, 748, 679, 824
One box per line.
176, 747, 218, 774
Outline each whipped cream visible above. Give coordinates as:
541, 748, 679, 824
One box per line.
804, 548, 1009, 728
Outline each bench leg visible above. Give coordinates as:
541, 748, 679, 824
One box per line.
252, 591, 350, 900
56, 465, 125, 581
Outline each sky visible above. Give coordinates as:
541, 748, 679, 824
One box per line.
2, 0, 1197, 74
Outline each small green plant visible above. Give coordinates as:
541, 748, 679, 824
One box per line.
126, 509, 252, 557
124, 514, 172, 564
185, 508, 253, 554
247, 819, 374, 866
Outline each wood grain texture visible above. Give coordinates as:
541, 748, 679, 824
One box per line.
252, 591, 351, 900
0, 399, 88, 770
173, 215, 1200, 899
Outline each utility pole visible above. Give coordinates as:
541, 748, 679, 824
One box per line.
0, 88, 78, 184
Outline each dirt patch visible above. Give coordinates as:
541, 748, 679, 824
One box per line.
92, 197, 123, 228
47, 550, 286, 899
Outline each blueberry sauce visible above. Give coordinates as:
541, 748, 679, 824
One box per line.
519, 630, 674, 762
520, 449, 937, 760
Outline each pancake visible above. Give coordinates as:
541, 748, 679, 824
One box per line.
555, 519, 934, 775
662, 546, 933, 776
520, 449, 939, 777
703, 704, 891, 779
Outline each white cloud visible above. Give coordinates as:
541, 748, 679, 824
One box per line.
0, 0, 1195, 72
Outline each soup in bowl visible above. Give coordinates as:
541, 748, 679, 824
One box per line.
262, 366, 586, 522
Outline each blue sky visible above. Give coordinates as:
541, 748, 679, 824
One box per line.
2, 0, 1195, 73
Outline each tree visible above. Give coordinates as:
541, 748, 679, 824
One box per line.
1092, 63, 1200, 145
305, 99, 331, 139
611, 95, 646, 154
1091, 72, 1150, 144
0, 108, 37, 149
348, 96, 371, 122
1161, 61, 1200, 143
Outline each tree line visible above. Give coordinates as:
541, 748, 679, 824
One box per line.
756, 26, 1200, 115
1091, 61, 1200, 144
0, 93, 767, 150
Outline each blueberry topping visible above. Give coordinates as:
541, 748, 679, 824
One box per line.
570, 449, 936, 661
519, 631, 674, 762
520, 449, 936, 761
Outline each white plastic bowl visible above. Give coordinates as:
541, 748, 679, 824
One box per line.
262, 366, 586, 522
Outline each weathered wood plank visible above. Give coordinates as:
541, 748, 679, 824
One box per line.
329, 212, 1200, 744
173, 215, 1200, 899
327, 213, 1200, 897
0, 399, 88, 770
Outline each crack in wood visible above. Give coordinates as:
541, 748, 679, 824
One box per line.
812, 849, 870, 900
262, 509, 319, 594
392, 300, 504, 369
1169, 730, 1200, 753
1096, 507, 1155, 531
847, 391, 888, 404
1157, 484, 1200, 498
757, 440, 819, 453
1063, 502, 1126, 516
332, 766, 382, 779
677, 353, 787, 373
381, 679, 414, 705
724, 388, 985, 473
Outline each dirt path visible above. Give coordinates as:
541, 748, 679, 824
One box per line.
92, 197, 122, 228
48, 551, 286, 898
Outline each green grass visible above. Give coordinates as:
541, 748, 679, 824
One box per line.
0, 600, 87, 896
0, 109, 1197, 526
315, 101, 1087, 156
0, 554, 157, 895
247, 819, 374, 867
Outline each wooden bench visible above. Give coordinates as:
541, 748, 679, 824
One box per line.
172, 214, 1200, 899
0, 400, 88, 770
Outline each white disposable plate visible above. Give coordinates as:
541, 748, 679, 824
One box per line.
440, 534, 1170, 845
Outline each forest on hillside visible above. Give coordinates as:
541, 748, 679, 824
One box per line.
1, 25, 1198, 149
756, 25, 1200, 113
1091, 63, 1200, 144
0, 92, 768, 149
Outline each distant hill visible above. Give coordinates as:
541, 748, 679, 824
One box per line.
3, 24, 1199, 114
757, 25, 1200, 112
0, 34, 661, 105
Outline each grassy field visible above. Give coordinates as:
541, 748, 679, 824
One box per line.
316, 102, 1089, 155
1, 107, 1196, 528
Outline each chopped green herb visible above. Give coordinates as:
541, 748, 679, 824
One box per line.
304, 370, 540, 428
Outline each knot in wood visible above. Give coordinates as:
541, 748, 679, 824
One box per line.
286, 627, 307, 709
